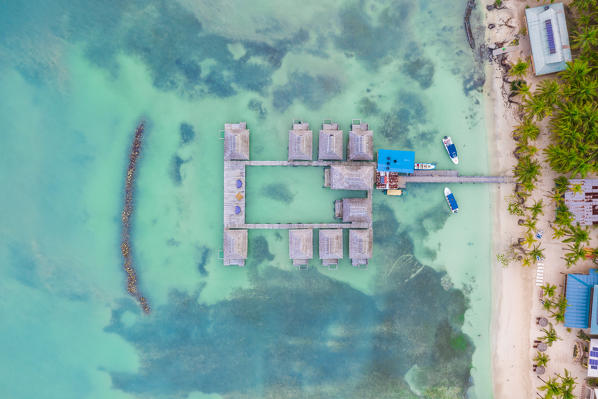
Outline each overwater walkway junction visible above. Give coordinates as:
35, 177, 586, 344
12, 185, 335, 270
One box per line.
222, 121, 515, 269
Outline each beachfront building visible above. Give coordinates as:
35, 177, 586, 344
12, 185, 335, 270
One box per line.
564, 269, 598, 332
525, 3, 572, 76
224, 122, 250, 160
565, 179, 598, 226
349, 229, 373, 267
318, 122, 343, 161
347, 122, 373, 161
223, 229, 248, 266
288, 122, 313, 161
319, 229, 343, 267
289, 229, 313, 268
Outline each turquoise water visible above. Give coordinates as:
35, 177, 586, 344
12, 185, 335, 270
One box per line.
0, 1, 491, 398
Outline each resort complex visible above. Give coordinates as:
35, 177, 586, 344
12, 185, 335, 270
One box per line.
221, 121, 515, 269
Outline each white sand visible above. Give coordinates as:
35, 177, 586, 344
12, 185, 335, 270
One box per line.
485, 1, 597, 397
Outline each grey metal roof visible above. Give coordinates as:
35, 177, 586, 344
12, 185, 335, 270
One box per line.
348, 123, 373, 161
223, 229, 248, 266
224, 123, 250, 160
525, 3, 572, 76
319, 229, 343, 260
341, 198, 372, 223
318, 123, 343, 160
288, 122, 313, 161
329, 165, 374, 190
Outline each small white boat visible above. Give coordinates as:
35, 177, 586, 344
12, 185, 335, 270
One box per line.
444, 187, 459, 213
414, 162, 436, 170
442, 136, 459, 165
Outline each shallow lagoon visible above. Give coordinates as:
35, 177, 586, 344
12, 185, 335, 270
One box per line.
0, 0, 491, 397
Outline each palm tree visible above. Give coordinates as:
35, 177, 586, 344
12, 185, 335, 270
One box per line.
523, 217, 537, 233
530, 245, 545, 262
552, 227, 566, 240
514, 119, 540, 143
572, 24, 598, 55
534, 351, 549, 367
539, 323, 561, 346
565, 243, 586, 267
510, 59, 529, 78
559, 59, 591, 84
558, 369, 577, 392
564, 225, 590, 245
541, 283, 556, 298
542, 298, 554, 312
514, 156, 541, 191
524, 94, 552, 120
523, 232, 537, 248
538, 376, 562, 398
528, 199, 544, 219
536, 79, 561, 107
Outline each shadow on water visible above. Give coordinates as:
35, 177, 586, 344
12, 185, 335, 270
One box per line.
106, 207, 473, 398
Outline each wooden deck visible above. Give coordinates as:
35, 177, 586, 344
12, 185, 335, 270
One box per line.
223, 161, 246, 228
394, 170, 516, 188
244, 160, 376, 167
237, 223, 370, 229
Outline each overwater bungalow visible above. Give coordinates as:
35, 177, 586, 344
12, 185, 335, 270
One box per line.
224, 122, 250, 161
318, 122, 343, 161
319, 229, 343, 267
289, 229, 313, 268
223, 229, 248, 266
288, 122, 313, 161
565, 179, 598, 226
326, 164, 374, 190
335, 198, 372, 223
349, 229, 373, 267
525, 3, 571, 76
347, 122, 373, 161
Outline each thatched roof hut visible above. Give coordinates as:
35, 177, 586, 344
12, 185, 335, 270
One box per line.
224, 122, 250, 161
288, 122, 313, 161
319, 229, 343, 266
223, 229, 248, 266
318, 123, 343, 160
341, 198, 372, 223
328, 165, 374, 190
349, 229, 372, 267
347, 122, 373, 161
289, 229, 313, 266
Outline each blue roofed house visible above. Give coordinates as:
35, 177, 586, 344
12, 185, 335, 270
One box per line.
564, 269, 598, 331
525, 3, 572, 76
377, 150, 415, 174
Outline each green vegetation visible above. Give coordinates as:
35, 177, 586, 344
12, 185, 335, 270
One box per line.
538, 369, 577, 399
539, 323, 561, 346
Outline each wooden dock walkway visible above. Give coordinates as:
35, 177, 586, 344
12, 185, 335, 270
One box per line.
396, 170, 516, 188
243, 160, 376, 167
237, 222, 370, 230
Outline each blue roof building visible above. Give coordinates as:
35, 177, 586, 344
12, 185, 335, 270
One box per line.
525, 3, 572, 76
564, 269, 598, 328
377, 150, 415, 174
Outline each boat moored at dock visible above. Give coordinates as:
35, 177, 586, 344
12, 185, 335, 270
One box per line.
442, 136, 459, 165
444, 187, 459, 213
414, 162, 436, 170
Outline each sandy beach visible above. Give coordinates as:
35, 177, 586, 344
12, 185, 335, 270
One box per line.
486, 1, 597, 397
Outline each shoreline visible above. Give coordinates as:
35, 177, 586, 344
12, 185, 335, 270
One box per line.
483, 1, 534, 397
485, 1, 592, 398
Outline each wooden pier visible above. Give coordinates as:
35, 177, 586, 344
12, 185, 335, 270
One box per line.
395, 170, 516, 188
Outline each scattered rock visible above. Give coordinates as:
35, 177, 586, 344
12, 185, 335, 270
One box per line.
488, 23, 496, 29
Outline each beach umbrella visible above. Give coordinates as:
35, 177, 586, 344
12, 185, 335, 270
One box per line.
234, 206, 241, 215
236, 179, 243, 188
